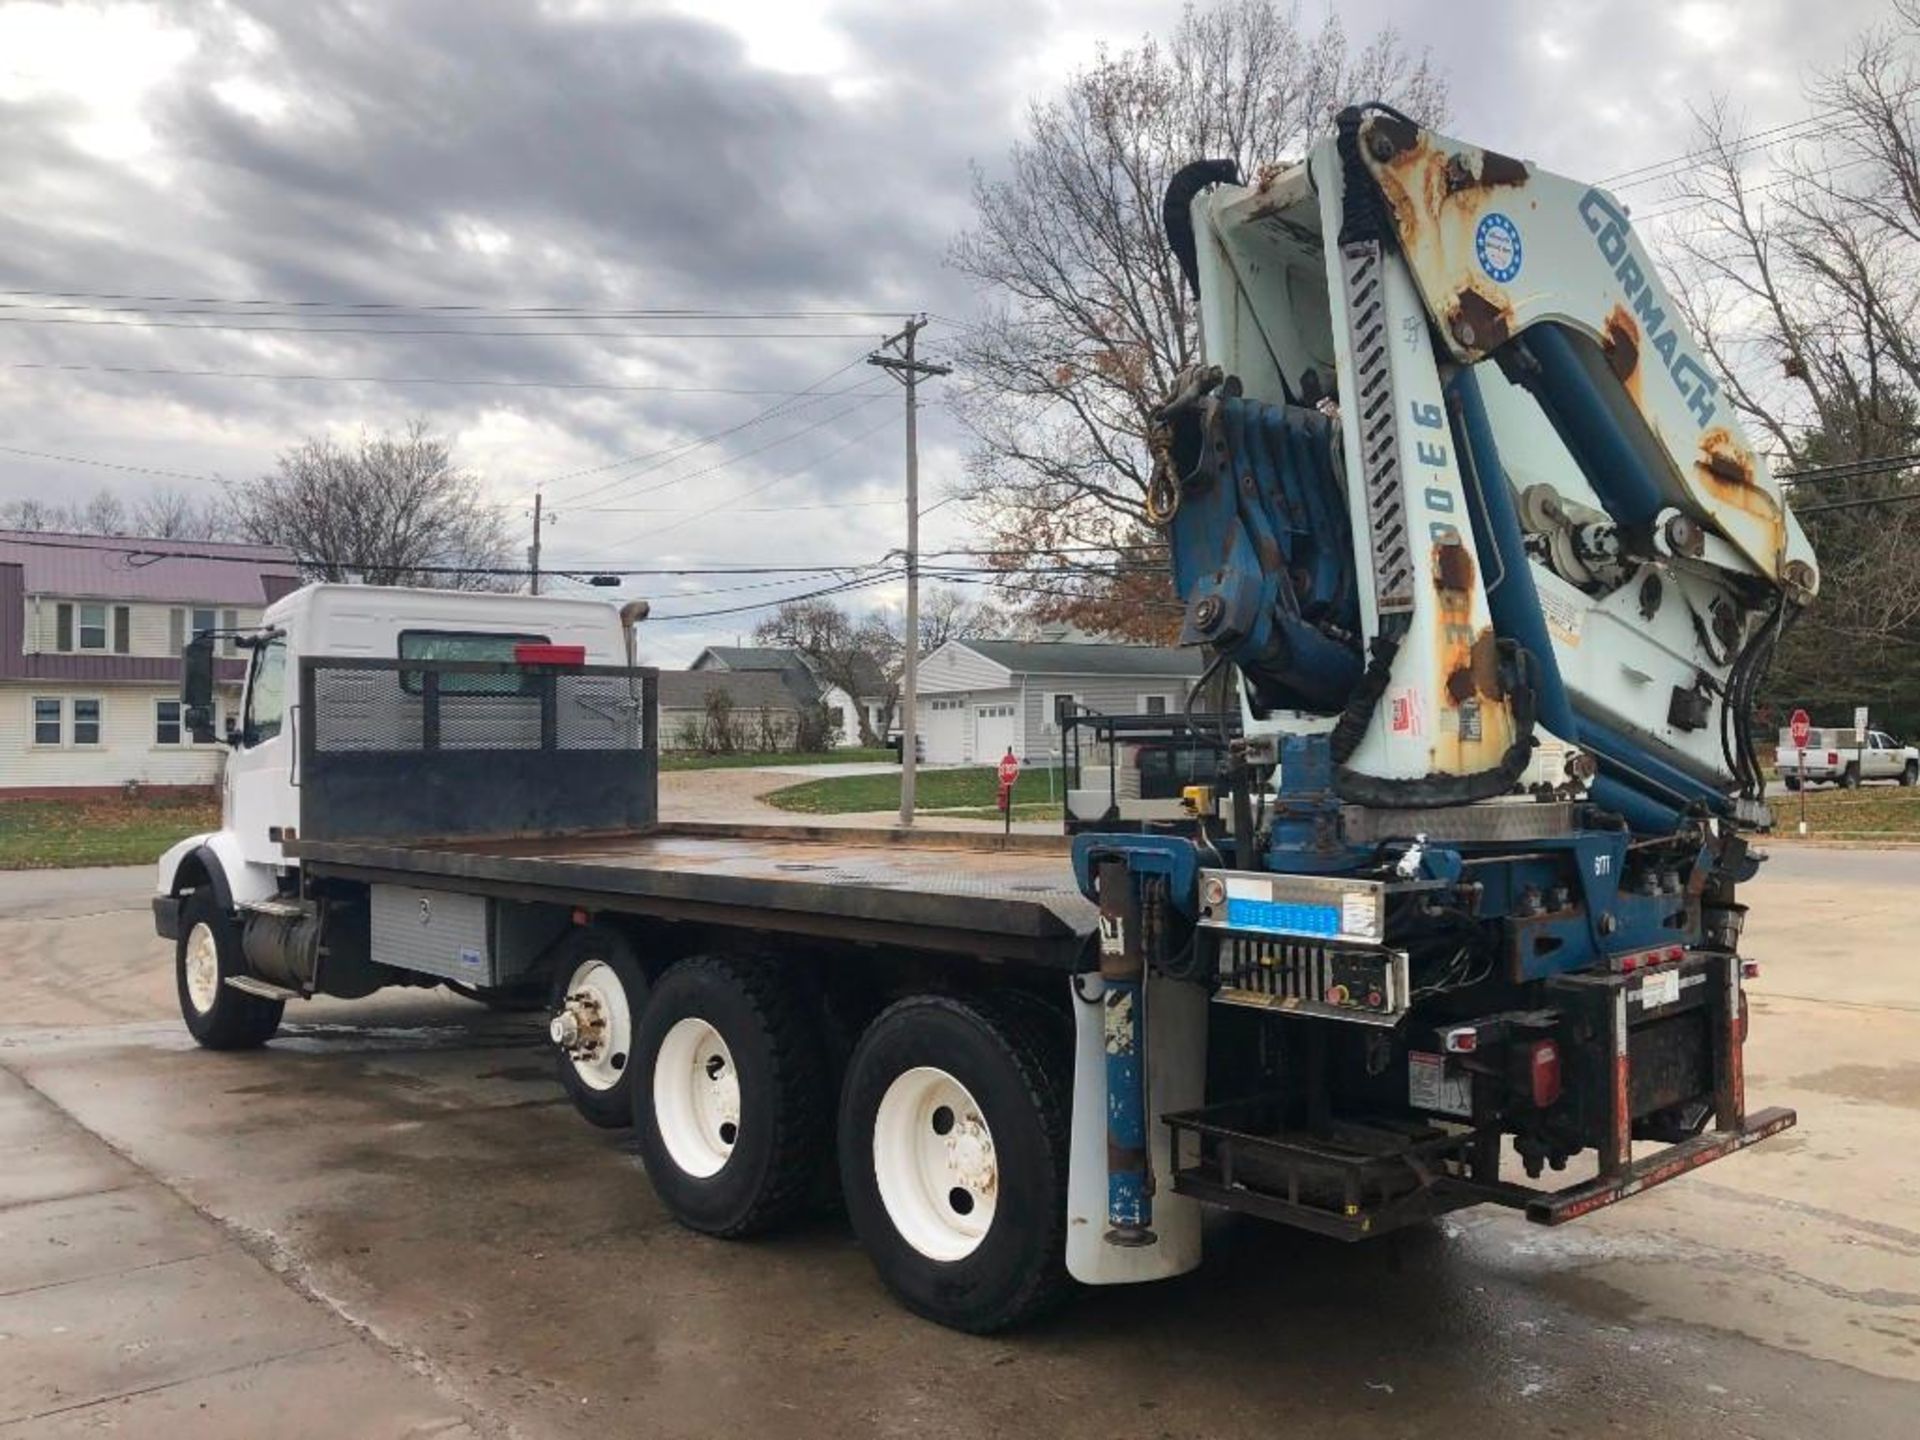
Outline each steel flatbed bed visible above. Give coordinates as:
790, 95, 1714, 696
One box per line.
291, 822, 1099, 968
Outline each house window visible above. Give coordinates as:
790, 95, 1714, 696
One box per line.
156, 698, 184, 746
1043, 692, 1080, 730
77, 603, 108, 651
72, 698, 102, 746
192, 606, 217, 639
1140, 694, 1170, 716
32, 697, 62, 745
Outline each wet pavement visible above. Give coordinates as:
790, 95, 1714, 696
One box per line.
1, 849, 1916, 1438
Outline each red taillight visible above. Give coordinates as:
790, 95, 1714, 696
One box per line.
1528, 1039, 1562, 1108
1828, 751, 1839, 765
1443, 1026, 1479, 1054
514, 643, 587, 666
1741, 960, 1761, 980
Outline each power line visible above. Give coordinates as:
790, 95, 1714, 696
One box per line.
1599, 110, 1844, 191
0, 314, 885, 338
579, 409, 902, 558
542, 357, 881, 501
0, 531, 885, 576
0, 443, 214, 483
0, 287, 914, 317
647, 567, 905, 622
552, 392, 889, 510
0, 360, 893, 398
1779, 451, 1920, 485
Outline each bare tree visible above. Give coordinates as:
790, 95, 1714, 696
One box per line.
131, 485, 225, 540
949, 0, 1447, 637
236, 420, 514, 589
1668, 6, 1920, 725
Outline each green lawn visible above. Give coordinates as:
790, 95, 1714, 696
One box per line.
1777, 785, 1920, 839
763, 766, 1061, 815
660, 748, 897, 772
0, 794, 221, 870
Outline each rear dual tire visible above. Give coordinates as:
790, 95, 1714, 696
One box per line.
838, 995, 1073, 1333
631, 954, 832, 1237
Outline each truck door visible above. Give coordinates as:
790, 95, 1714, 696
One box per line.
228, 633, 297, 867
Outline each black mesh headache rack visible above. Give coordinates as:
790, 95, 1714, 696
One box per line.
288, 656, 1098, 966
295, 656, 660, 842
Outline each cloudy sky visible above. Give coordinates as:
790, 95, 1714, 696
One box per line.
0, 0, 1887, 662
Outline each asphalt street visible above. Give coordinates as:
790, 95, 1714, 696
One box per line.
0, 841, 1916, 1438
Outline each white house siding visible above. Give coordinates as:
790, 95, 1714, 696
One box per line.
0, 682, 233, 792
20, 598, 261, 660
1021, 676, 1189, 764
919, 641, 1012, 695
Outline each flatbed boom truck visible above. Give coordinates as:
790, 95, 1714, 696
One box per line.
156, 110, 1807, 1333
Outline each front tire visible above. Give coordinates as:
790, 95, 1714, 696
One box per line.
1782, 774, 1801, 792
1902, 762, 1918, 787
632, 954, 831, 1237
547, 928, 649, 1129
838, 995, 1073, 1333
176, 891, 283, 1050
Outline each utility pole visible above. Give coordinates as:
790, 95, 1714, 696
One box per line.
868, 316, 950, 827
528, 489, 550, 595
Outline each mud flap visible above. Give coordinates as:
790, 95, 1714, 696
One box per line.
1064, 969, 1208, 1284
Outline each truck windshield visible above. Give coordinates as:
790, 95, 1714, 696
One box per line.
398, 630, 548, 695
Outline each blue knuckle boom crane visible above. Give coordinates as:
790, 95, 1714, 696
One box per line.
1071, 106, 1810, 1244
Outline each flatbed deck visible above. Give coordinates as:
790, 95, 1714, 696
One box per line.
292, 822, 1098, 967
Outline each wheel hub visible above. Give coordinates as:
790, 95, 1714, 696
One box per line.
554, 959, 632, 1093
873, 1066, 999, 1261
550, 991, 608, 1059
183, 923, 220, 1014
653, 1017, 739, 1178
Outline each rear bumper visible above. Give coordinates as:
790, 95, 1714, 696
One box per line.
1524, 1105, 1796, 1224
152, 894, 183, 942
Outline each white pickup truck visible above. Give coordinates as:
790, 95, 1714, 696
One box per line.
1777, 726, 1920, 789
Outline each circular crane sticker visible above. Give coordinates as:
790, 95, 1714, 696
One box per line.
1475, 212, 1523, 284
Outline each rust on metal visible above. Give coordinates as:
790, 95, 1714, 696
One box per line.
1602, 303, 1642, 402
1432, 536, 1476, 593
1429, 539, 1514, 772
1363, 119, 1530, 360
1449, 288, 1512, 353
1692, 427, 1786, 556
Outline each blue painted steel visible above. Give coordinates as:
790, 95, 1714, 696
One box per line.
1104, 980, 1149, 1230
1071, 832, 1201, 910
1524, 326, 1668, 526
1224, 897, 1341, 936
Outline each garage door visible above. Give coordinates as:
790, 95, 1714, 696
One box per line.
922, 698, 968, 765
974, 703, 1016, 764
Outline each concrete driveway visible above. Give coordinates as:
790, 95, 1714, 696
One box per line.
1, 851, 1917, 1437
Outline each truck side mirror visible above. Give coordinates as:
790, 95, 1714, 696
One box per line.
182, 634, 218, 744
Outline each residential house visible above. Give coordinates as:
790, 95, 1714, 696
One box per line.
0, 531, 302, 796
656, 669, 807, 753
690, 645, 889, 747
914, 638, 1203, 766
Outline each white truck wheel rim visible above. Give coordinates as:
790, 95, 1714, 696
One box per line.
184, 922, 220, 1014
555, 959, 632, 1093
653, 1017, 739, 1178
873, 1066, 997, 1262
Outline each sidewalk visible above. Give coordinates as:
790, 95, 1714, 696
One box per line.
0, 1068, 484, 1438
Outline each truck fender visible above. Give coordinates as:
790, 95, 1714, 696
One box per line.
1063, 969, 1208, 1285
155, 832, 279, 912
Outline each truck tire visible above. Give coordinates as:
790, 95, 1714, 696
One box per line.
176, 890, 283, 1050
547, 928, 650, 1129
1843, 763, 1861, 789
631, 954, 830, 1237
1782, 774, 1800, 792
838, 994, 1073, 1333
1903, 762, 1918, 787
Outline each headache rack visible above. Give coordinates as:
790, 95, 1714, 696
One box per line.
295, 655, 659, 843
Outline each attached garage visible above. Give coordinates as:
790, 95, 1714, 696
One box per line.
973, 702, 1016, 763
915, 638, 1203, 768
922, 697, 968, 765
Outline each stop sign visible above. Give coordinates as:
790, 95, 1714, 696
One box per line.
998, 751, 1021, 786
1789, 708, 1811, 749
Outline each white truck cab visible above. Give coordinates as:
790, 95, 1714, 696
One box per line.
156, 584, 631, 914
